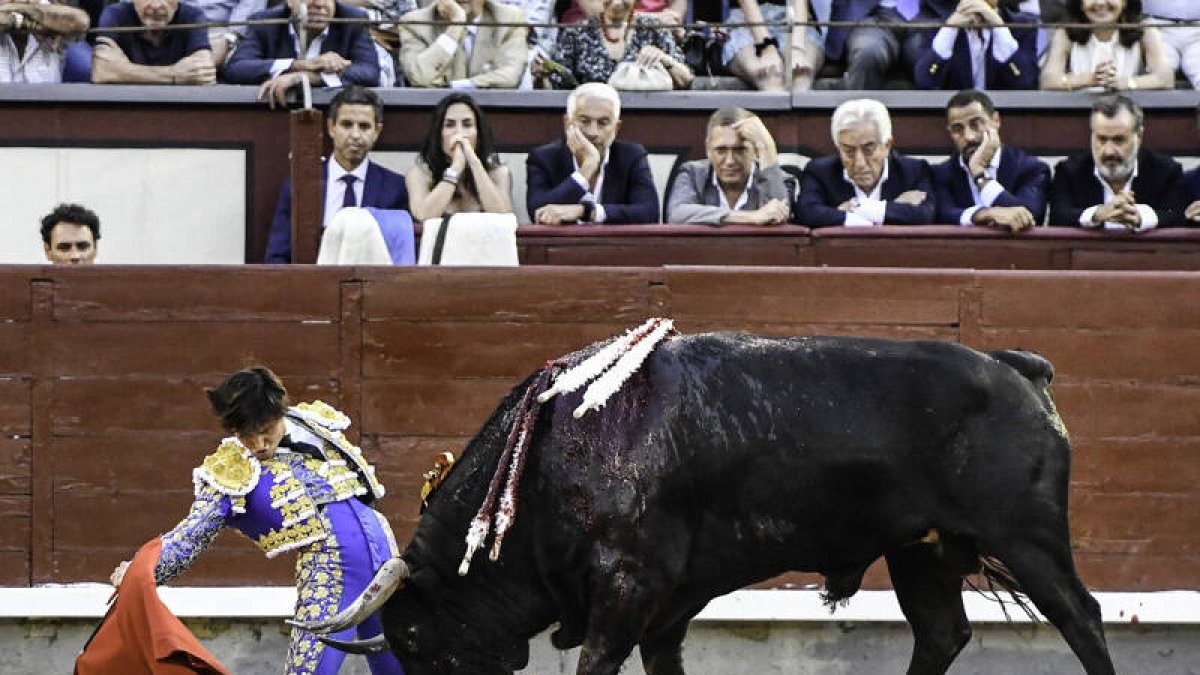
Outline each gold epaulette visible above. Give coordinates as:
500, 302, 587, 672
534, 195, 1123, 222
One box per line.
193, 438, 262, 498
291, 401, 351, 432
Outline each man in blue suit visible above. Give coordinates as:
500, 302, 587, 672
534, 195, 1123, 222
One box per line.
931, 89, 1048, 230
1049, 95, 1183, 231
225, 0, 379, 107
526, 82, 659, 225
797, 98, 935, 228
265, 86, 408, 263
913, 0, 1039, 90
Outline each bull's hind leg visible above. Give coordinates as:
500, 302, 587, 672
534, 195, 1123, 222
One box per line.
638, 618, 690, 675
997, 540, 1116, 675
886, 544, 972, 675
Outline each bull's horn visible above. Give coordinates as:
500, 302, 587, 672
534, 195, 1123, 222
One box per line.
287, 557, 408, 634
316, 633, 391, 654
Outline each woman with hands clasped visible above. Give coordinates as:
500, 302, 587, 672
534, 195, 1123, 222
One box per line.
405, 93, 513, 222
530, 0, 692, 90
1040, 0, 1173, 91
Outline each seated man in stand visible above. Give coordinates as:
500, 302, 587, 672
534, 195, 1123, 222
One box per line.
397, 0, 527, 89
225, 0, 380, 106
796, 98, 934, 228
666, 107, 791, 226
91, 0, 216, 85
931, 89, 1048, 231
526, 82, 658, 225
913, 0, 1039, 90
265, 86, 408, 263
1049, 94, 1183, 231
0, 0, 90, 83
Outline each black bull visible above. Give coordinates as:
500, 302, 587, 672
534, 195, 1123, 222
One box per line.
332, 333, 1117, 674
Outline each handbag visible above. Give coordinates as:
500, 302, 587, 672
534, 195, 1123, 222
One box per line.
681, 24, 729, 78
607, 61, 674, 91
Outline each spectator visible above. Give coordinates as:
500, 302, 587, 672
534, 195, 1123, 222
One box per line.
526, 82, 658, 224
931, 89, 1049, 231
1039, 0, 1174, 91
189, 0, 266, 66
913, 0, 1039, 90
719, 0, 823, 91
1049, 94, 1182, 231
265, 86, 408, 263
406, 92, 513, 222
397, 0, 528, 89
816, 0, 926, 90
531, 0, 690, 90
91, 0, 216, 85
561, 0, 687, 26
666, 107, 791, 225
226, 0, 380, 106
797, 98, 935, 227
1143, 0, 1200, 89
1, 0, 89, 83
1183, 105, 1200, 223
41, 202, 100, 265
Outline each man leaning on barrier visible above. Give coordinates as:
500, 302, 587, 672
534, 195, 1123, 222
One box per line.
226, 0, 380, 106
91, 0, 216, 85
797, 98, 935, 227
666, 107, 791, 226
1049, 94, 1184, 231
930, 89, 1049, 231
526, 82, 658, 225
0, 0, 89, 83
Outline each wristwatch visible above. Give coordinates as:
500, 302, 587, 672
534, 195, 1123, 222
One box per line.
580, 199, 596, 223
754, 37, 780, 57
972, 171, 992, 190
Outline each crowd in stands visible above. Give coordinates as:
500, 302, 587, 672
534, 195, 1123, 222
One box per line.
3, 0, 1200, 91
27, 81, 1200, 263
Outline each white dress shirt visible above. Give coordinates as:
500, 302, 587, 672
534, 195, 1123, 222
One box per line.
271, 25, 342, 87
956, 150, 1007, 226
323, 159, 370, 227
1080, 162, 1158, 232
841, 160, 890, 227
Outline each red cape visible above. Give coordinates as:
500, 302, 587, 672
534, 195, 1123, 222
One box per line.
75, 538, 232, 675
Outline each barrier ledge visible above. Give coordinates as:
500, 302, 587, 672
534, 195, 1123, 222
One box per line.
809, 225, 1200, 241
508, 224, 812, 237
3, 587, 1196, 624
1, 84, 1196, 111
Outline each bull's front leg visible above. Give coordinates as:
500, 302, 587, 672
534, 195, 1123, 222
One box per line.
575, 565, 661, 675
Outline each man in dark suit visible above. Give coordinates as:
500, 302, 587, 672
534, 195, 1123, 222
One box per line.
526, 82, 659, 225
1049, 95, 1183, 231
931, 89, 1048, 230
225, 0, 379, 107
913, 0, 1039, 90
797, 98, 935, 228
265, 86, 407, 263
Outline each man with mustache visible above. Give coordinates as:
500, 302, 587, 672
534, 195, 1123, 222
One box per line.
931, 89, 1049, 231
91, 0, 216, 84
265, 86, 408, 263
526, 82, 659, 225
796, 98, 935, 228
226, 0, 381, 107
1049, 94, 1184, 231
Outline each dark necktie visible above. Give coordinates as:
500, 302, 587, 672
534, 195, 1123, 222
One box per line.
341, 174, 358, 208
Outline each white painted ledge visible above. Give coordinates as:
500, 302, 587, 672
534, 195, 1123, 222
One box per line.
3, 587, 1198, 624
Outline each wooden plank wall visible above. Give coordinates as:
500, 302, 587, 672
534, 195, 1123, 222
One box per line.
0, 266, 1195, 591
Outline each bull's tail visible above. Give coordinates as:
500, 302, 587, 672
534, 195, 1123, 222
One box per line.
970, 556, 1040, 623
